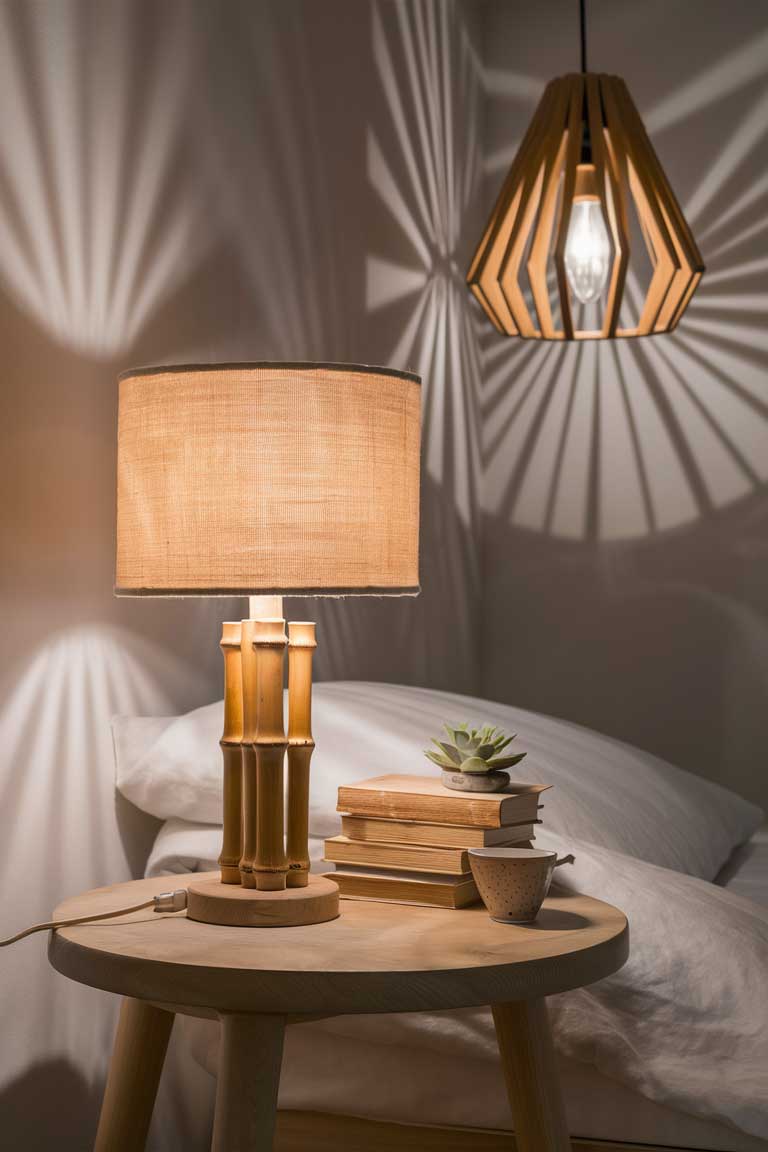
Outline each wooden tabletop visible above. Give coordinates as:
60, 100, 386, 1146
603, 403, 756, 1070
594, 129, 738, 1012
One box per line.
49, 873, 628, 1016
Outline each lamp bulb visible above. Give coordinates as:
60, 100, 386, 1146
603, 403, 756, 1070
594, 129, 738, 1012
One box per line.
564, 198, 611, 305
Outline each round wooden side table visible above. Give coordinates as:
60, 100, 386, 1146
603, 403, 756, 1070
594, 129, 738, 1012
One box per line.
49, 873, 628, 1152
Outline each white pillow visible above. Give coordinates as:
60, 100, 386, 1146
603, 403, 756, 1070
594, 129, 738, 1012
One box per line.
144, 818, 328, 879
113, 681, 762, 880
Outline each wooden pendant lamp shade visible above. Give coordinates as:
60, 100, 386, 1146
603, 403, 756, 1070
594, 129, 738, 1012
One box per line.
467, 73, 705, 340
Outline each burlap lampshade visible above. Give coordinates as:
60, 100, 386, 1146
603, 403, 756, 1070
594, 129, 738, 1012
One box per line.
115, 362, 420, 596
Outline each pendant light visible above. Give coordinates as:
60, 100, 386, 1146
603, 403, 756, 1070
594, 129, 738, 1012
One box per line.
467, 0, 704, 340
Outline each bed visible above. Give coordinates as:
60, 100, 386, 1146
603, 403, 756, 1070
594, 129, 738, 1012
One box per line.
113, 683, 768, 1152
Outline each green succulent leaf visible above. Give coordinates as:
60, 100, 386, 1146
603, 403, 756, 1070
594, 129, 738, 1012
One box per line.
435, 740, 462, 765
486, 752, 527, 769
475, 743, 497, 760
459, 755, 496, 774
445, 722, 468, 738
424, 749, 455, 768
426, 720, 524, 776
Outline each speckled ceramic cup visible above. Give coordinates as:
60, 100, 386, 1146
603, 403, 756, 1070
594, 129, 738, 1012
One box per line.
468, 847, 575, 924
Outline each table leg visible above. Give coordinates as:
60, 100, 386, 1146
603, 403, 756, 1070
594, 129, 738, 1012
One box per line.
492, 999, 571, 1152
211, 1013, 286, 1152
94, 997, 175, 1152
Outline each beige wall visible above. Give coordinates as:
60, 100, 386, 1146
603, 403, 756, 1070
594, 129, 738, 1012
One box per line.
479, 0, 768, 814
0, 1, 485, 1147
0, 1, 765, 1148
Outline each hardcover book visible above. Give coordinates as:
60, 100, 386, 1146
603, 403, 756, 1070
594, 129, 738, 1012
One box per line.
337, 774, 548, 829
325, 835, 482, 875
325, 867, 479, 909
339, 814, 538, 848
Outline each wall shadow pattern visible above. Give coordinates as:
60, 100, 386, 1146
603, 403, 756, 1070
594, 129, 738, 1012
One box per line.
478, 0, 768, 811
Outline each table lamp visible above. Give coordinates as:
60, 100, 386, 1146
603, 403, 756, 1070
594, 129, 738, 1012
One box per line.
116, 362, 421, 926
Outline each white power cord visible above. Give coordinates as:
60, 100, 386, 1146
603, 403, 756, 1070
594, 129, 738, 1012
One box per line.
0, 888, 189, 948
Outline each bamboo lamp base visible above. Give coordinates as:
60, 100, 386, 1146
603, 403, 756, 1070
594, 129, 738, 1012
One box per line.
219, 866, 242, 885
186, 875, 339, 928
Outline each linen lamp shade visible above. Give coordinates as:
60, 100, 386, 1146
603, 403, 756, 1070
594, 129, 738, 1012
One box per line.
115, 362, 421, 596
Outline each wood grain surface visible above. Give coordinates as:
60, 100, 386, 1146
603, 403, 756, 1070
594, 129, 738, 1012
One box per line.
187, 874, 339, 928
212, 1013, 285, 1152
93, 998, 174, 1152
49, 873, 628, 1016
494, 999, 570, 1152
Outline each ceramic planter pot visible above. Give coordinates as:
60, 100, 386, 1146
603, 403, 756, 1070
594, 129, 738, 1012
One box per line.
440, 768, 510, 793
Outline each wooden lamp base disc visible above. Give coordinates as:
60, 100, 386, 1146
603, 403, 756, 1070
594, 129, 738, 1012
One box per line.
186, 874, 339, 928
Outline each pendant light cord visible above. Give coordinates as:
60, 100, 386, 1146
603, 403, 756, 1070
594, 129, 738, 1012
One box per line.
579, 0, 590, 160
580, 0, 587, 73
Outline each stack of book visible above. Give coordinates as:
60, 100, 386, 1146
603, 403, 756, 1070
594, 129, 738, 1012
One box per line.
323, 774, 548, 909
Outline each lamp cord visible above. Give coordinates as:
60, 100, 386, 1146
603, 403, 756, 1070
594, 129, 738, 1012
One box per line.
580, 0, 587, 73
0, 889, 189, 948
0, 899, 156, 947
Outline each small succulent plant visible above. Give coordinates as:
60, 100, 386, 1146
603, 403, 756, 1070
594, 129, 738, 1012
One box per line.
425, 722, 527, 776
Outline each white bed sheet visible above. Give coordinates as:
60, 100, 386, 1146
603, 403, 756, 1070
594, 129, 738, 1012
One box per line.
717, 825, 768, 907
183, 1016, 768, 1152
147, 821, 768, 1150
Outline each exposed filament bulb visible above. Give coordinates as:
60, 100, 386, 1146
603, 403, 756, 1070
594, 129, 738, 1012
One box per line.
564, 163, 611, 305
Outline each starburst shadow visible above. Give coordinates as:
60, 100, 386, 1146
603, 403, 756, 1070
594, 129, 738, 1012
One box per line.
475, 3, 768, 816
477, 19, 768, 543
0, 623, 218, 1143
0, 0, 217, 358
360, 0, 485, 685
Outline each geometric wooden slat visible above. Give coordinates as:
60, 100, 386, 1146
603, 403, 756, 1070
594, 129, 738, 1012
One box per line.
611, 77, 703, 332
553, 73, 585, 341
585, 74, 627, 337
527, 86, 570, 339
626, 157, 678, 334
468, 82, 560, 334
467, 74, 705, 339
